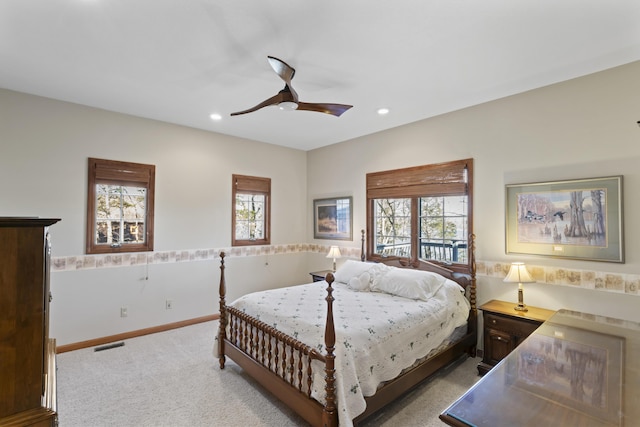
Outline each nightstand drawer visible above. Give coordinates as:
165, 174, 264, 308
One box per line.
485, 313, 540, 337
477, 300, 555, 375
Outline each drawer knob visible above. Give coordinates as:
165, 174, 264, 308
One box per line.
492, 319, 496, 324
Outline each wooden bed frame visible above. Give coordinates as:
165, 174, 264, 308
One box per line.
217, 234, 477, 426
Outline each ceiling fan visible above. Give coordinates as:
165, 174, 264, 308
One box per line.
230, 56, 353, 117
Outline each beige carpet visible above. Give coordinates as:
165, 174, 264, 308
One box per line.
56, 321, 480, 426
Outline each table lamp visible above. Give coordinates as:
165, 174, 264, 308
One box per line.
504, 262, 535, 312
326, 246, 341, 271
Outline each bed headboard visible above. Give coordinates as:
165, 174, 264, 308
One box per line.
360, 229, 476, 309
378, 257, 473, 289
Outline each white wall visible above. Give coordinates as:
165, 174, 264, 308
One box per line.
0, 89, 311, 345
3, 60, 639, 346
308, 61, 640, 323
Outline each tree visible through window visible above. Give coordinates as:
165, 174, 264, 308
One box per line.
232, 174, 270, 246
235, 193, 265, 240
419, 195, 468, 263
95, 184, 146, 245
87, 158, 155, 254
367, 159, 473, 272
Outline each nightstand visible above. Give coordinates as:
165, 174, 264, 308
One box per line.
309, 270, 333, 282
477, 299, 555, 375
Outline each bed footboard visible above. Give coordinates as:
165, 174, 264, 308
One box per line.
217, 252, 338, 427
226, 306, 322, 394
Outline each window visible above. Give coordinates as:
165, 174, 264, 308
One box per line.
366, 159, 473, 272
86, 158, 155, 254
232, 174, 271, 246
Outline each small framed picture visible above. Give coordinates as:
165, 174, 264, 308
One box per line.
313, 197, 352, 240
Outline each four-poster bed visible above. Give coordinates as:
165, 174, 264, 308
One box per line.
217, 233, 477, 426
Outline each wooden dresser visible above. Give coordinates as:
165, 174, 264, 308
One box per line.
0, 218, 60, 426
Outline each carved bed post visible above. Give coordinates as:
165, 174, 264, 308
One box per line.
360, 229, 366, 262
322, 272, 338, 427
468, 234, 477, 314
468, 235, 478, 357
218, 251, 227, 369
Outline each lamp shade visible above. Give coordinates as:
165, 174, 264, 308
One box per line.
326, 246, 341, 260
503, 262, 535, 283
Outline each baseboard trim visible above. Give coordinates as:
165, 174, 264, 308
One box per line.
56, 313, 219, 354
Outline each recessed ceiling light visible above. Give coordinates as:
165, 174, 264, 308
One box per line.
377, 108, 390, 115
210, 113, 222, 121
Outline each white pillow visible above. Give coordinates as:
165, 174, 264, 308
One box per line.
347, 271, 371, 291
371, 267, 446, 301
334, 259, 376, 284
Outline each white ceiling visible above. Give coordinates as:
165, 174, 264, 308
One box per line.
2, 1, 639, 151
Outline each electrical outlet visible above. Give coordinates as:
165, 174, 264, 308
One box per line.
165, 300, 172, 310
120, 307, 128, 317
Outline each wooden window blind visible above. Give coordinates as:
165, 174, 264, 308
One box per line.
366, 158, 470, 199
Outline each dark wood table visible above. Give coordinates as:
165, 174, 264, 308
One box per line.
440, 308, 640, 427
309, 269, 333, 282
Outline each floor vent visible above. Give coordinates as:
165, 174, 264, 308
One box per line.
94, 342, 125, 352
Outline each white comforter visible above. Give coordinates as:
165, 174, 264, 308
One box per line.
229, 277, 470, 426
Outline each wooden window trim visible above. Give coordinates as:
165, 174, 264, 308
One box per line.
86, 158, 155, 254
366, 158, 473, 273
232, 174, 271, 247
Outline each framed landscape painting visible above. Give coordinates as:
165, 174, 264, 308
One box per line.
313, 197, 352, 240
505, 176, 623, 262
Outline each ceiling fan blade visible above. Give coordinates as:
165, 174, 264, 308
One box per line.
230, 92, 285, 116
267, 56, 295, 83
267, 56, 298, 101
296, 102, 353, 117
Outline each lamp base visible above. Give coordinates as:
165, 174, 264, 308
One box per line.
514, 286, 528, 311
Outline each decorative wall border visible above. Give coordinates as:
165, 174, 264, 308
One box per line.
51, 246, 638, 296
50, 244, 362, 272
477, 261, 638, 296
